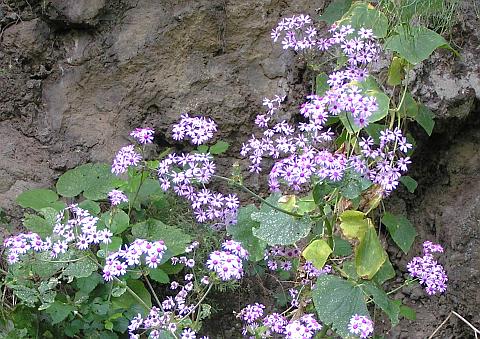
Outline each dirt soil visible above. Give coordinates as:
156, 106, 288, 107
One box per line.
1, 0, 480, 338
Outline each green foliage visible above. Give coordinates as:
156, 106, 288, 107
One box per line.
319, 0, 352, 25
338, 2, 389, 38
227, 205, 267, 261
355, 226, 387, 279
382, 212, 417, 254
416, 104, 436, 135
313, 275, 369, 338
131, 218, 192, 256
251, 196, 311, 245
209, 140, 230, 155
56, 163, 122, 200
361, 282, 400, 326
315, 73, 330, 97
16, 189, 64, 211
384, 25, 451, 65
399, 176, 418, 193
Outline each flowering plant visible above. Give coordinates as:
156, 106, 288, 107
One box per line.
1, 2, 454, 338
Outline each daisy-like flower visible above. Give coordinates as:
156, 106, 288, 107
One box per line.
108, 189, 129, 206
130, 127, 154, 144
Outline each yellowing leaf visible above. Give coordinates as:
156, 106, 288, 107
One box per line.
339, 210, 368, 240
302, 239, 332, 269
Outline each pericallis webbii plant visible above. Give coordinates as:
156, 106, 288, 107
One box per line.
2, 2, 453, 339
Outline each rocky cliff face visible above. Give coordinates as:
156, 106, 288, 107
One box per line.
1, 0, 479, 337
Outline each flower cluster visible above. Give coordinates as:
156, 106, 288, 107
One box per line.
111, 145, 142, 175
112, 127, 154, 175
158, 118, 240, 226
352, 127, 412, 194
242, 25, 382, 192
299, 261, 331, 285
238, 304, 322, 338
206, 240, 248, 281
102, 239, 167, 281
130, 127, 155, 144
4, 204, 112, 264
264, 245, 301, 272
172, 114, 217, 145
108, 189, 129, 206
158, 151, 239, 225
128, 307, 209, 339
407, 241, 447, 295
348, 314, 374, 338
271, 14, 318, 51
127, 242, 211, 339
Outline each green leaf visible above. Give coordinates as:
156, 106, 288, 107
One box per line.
387, 57, 405, 86
79, 200, 101, 214
16, 189, 63, 211
63, 256, 97, 279
339, 210, 368, 240
385, 25, 451, 65
10, 285, 39, 307
131, 219, 191, 256
381, 213, 417, 254
372, 258, 396, 285
302, 239, 332, 269
399, 305, 416, 320
399, 92, 418, 118
197, 145, 209, 153
315, 73, 330, 96
338, 170, 372, 200
23, 214, 53, 238
56, 163, 121, 200
399, 176, 417, 193
99, 236, 123, 256
32, 251, 70, 278
319, 0, 352, 25
355, 225, 387, 279
297, 195, 317, 215
364, 123, 385, 144
313, 182, 332, 205
103, 210, 130, 235
313, 275, 370, 338
252, 209, 311, 246
111, 279, 152, 309
342, 260, 358, 280
209, 140, 230, 155
338, 2, 389, 38
416, 104, 435, 136
44, 301, 75, 324
332, 236, 353, 257
75, 272, 103, 294
362, 282, 400, 326
227, 205, 267, 262
149, 268, 169, 284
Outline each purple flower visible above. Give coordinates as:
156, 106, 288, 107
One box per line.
130, 127, 154, 144
238, 303, 265, 324
102, 240, 167, 280
206, 242, 247, 281
172, 114, 217, 145
108, 189, 129, 206
112, 145, 142, 175
181, 328, 196, 339
348, 314, 374, 338
407, 241, 447, 295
